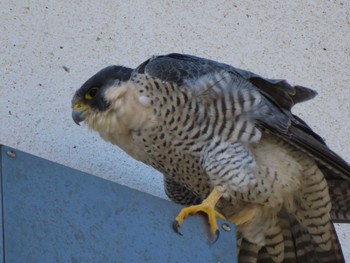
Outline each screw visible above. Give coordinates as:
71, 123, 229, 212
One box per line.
221, 223, 231, 232
7, 150, 16, 158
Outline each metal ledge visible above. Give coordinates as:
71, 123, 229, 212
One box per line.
1, 145, 237, 263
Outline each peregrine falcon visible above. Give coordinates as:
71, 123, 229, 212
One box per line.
72, 53, 350, 262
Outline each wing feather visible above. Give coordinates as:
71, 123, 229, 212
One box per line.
136, 53, 350, 181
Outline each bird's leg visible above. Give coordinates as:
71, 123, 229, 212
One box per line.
173, 187, 226, 241
228, 206, 258, 226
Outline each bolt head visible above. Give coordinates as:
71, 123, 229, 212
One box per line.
6, 150, 16, 158
221, 223, 231, 232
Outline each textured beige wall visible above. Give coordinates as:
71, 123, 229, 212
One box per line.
1, 0, 349, 260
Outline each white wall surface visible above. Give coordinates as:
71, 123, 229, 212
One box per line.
1, 0, 349, 260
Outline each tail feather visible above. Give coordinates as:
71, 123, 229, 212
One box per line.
264, 222, 284, 262
236, 209, 344, 262
237, 237, 259, 263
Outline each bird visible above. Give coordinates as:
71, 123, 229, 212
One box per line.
71, 53, 350, 262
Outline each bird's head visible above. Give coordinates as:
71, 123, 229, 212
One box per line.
71, 64, 157, 153
71, 65, 133, 126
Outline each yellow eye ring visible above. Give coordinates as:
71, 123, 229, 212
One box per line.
85, 87, 99, 100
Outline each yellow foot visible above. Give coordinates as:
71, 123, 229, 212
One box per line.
173, 187, 226, 242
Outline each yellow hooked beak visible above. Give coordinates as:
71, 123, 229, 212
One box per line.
72, 103, 90, 125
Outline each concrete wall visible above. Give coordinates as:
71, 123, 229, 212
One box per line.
1, 0, 349, 260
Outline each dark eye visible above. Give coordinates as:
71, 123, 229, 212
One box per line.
85, 87, 99, 100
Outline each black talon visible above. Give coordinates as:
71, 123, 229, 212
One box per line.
211, 229, 220, 245
172, 220, 183, 236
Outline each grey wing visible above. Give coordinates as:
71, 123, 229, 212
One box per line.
136, 53, 317, 110
136, 53, 350, 221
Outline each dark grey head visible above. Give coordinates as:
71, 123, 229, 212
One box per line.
71, 65, 133, 124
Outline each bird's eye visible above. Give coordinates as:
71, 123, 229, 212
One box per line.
85, 87, 99, 100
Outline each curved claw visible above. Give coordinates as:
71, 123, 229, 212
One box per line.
173, 187, 225, 241
211, 229, 220, 245
172, 220, 183, 236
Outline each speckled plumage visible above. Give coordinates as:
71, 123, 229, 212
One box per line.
72, 53, 350, 263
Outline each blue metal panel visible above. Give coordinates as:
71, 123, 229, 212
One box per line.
1, 145, 237, 263
0, 149, 4, 263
